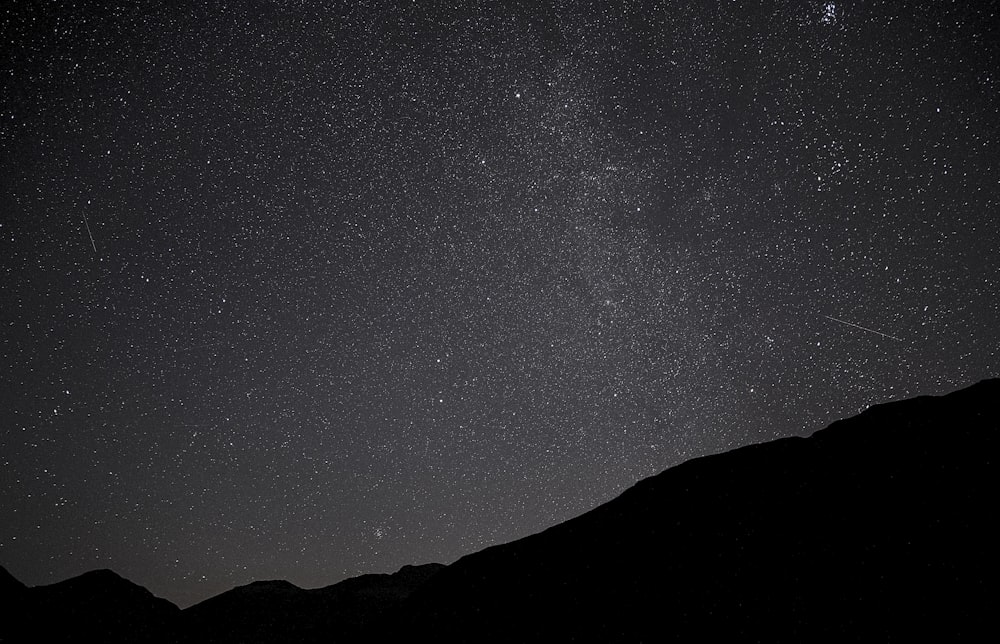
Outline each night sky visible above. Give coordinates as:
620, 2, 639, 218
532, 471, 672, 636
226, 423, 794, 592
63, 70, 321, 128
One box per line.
2, 0, 998, 607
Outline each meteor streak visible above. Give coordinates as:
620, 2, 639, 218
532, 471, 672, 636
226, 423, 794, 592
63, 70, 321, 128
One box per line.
82, 212, 97, 254
822, 315, 903, 342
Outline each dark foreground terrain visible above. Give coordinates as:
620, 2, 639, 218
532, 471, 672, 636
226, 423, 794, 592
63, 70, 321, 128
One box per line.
3, 379, 996, 642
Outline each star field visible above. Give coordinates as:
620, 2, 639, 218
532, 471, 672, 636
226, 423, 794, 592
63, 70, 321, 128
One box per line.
2, 0, 998, 607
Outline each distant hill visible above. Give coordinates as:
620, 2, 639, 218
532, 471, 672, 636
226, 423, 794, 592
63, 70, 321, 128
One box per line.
0, 564, 27, 620
3, 379, 996, 642
176, 563, 444, 643
2, 568, 179, 643
0, 564, 26, 597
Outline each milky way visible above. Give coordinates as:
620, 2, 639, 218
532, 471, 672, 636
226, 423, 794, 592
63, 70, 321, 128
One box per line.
2, 1, 998, 606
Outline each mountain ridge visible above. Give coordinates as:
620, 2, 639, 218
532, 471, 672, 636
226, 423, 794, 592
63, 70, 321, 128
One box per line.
3, 378, 996, 642
391, 378, 997, 641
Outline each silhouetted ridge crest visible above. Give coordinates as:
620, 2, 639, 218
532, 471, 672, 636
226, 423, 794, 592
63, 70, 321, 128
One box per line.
3, 567, 180, 643
394, 378, 997, 642
1, 379, 995, 642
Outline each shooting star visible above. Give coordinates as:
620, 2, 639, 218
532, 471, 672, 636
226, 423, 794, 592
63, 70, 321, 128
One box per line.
81, 212, 97, 254
822, 315, 903, 342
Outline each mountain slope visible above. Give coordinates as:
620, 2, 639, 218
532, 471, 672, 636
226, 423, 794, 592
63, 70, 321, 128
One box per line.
2, 379, 995, 642
4, 568, 180, 643
175, 563, 444, 643
390, 379, 998, 641
0, 565, 26, 598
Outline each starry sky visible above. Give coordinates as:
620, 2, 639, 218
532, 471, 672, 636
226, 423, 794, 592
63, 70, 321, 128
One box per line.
2, 0, 998, 607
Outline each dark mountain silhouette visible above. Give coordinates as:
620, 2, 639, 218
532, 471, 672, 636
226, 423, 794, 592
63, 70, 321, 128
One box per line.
175, 563, 444, 643
0, 562, 444, 644
0, 565, 27, 620
2, 568, 180, 643
2, 379, 996, 642
0, 565, 26, 597
389, 378, 998, 641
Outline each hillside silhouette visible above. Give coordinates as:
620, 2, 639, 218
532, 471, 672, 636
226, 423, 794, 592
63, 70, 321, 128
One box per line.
3, 379, 996, 642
